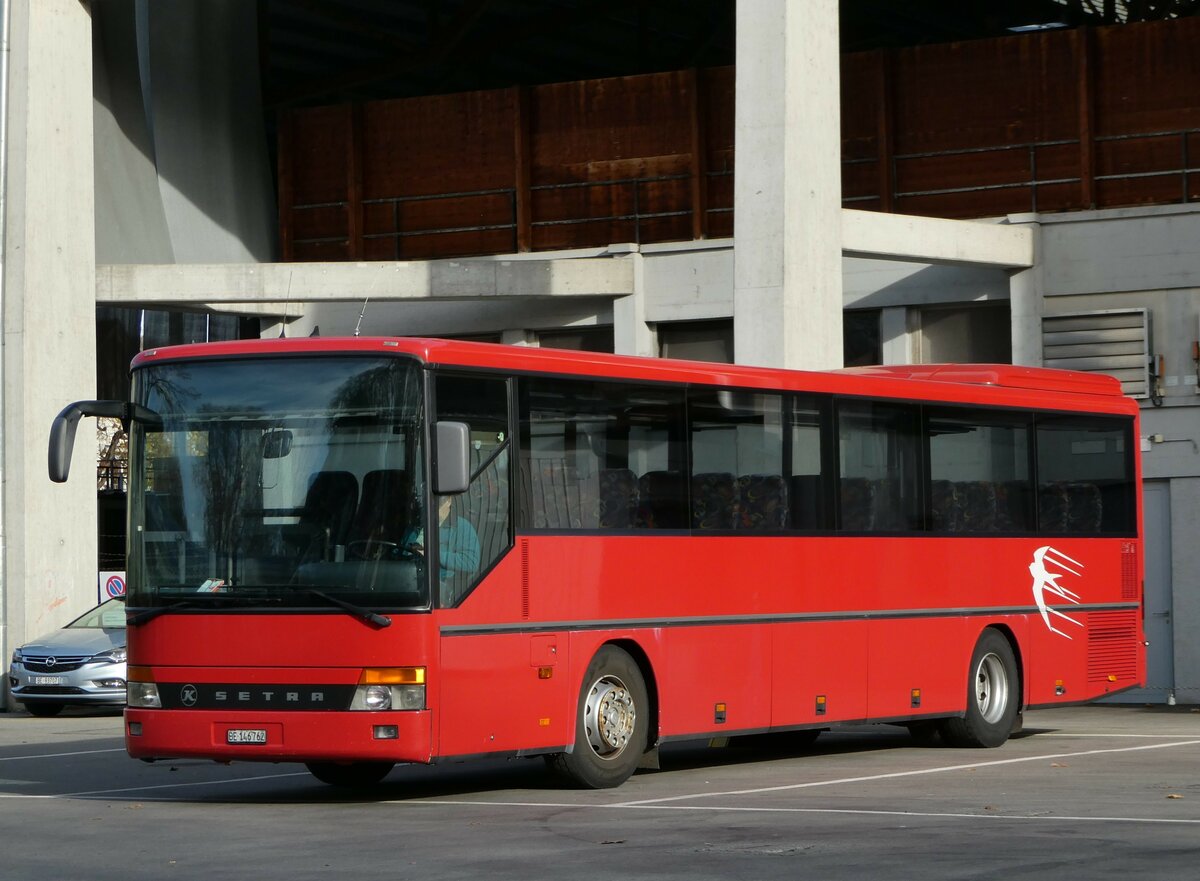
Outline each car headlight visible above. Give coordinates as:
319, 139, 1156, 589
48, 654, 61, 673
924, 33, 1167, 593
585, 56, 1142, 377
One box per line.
11, 647, 23, 664
90, 647, 127, 664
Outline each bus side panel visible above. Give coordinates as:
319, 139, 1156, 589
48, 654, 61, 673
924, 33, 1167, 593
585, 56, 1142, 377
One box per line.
437, 631, 572, 757
656, 625, 772, 736
867, 617, 968, 719
771, 621, 867, 727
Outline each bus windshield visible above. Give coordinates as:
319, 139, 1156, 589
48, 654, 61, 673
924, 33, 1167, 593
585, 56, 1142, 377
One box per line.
127, 356, 428, 611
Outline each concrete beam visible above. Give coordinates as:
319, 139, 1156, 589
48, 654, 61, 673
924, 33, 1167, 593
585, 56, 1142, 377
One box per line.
841, 209, 1034, 269
96, 257, 634, 307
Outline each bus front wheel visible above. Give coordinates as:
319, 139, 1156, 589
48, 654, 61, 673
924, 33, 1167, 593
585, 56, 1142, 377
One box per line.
306, 761, 395, 788
549, 645, 649, 789
940, 629, 1019, 749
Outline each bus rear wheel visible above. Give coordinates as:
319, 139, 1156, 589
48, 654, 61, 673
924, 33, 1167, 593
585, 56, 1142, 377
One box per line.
549, 645, 649, 789
305, 761, 395, 788
940, 629, 1019, 749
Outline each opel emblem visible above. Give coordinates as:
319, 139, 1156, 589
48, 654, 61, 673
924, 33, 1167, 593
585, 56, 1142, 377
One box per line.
45, 657, 57, 668
180, 684, 198, 707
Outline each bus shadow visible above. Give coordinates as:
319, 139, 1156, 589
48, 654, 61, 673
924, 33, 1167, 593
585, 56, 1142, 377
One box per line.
130, 721, 1075, 807
174, 723, 1069, 805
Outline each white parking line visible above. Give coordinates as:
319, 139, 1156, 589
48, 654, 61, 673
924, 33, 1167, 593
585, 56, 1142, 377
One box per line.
615, 740, 1200, 807
398, 799, 1200, 826
1036, 732, 1200, 738
0, 770, 312, 800
0, 748, 126, 762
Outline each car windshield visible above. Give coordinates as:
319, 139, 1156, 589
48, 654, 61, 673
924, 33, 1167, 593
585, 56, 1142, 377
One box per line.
126, 355, 429, 611
66, 599, 127, 630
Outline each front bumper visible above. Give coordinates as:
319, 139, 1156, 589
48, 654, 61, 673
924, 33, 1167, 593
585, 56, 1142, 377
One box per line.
125, 707, 432, 764
9, 661, 127, 707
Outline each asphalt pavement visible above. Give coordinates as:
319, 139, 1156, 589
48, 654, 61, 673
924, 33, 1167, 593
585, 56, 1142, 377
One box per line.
0, 704, 1197, 880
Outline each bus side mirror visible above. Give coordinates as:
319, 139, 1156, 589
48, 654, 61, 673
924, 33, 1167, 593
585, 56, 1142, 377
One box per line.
435, 421, 470, 494
48, 400, 126, 483
261, 429, 294, 459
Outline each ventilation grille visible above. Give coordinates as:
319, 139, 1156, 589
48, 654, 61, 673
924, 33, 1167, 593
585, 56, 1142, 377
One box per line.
520, 539, 530, 620
1121, 542, 1139, 601
1087, 610, 1139, 683
1042, 309, 1150, 398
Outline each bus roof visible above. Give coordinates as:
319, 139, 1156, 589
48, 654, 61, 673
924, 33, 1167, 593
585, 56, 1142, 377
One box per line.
130, 336, 1136, 413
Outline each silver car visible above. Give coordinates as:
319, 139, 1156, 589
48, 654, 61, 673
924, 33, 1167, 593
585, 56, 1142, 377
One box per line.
8, 598, 127, 716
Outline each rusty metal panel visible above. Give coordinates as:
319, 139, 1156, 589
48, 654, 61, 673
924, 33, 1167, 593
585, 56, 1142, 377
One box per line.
286, 105, 355, 205
841, 50, 884, 163
893, 32, 1080, 155
530, 71, 694, 184
842, 160, 880, 201
897, 186, 1035, 219
1094, 18, 1200, 136
361, 88, 517, 199
700, 67, 734, 236
528, 71, 697, 248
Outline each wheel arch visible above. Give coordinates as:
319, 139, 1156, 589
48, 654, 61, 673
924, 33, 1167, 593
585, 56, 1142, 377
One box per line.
978, 622, 1026, 711
603, 638, 660, 749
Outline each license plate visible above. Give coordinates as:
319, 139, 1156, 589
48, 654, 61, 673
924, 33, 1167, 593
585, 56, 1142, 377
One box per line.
33, 676, 65, 685
226, 729, 268, 745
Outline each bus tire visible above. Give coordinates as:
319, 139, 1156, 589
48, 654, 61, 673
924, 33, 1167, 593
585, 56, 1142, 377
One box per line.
550, 645, 649, 789
940, 629, 1019, 749
305, 761, 394, 788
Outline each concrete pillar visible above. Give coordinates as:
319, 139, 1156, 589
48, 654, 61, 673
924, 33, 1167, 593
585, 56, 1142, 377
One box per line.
613, 253, 656, 357
2, 0, 98, 707
879, 306, 912, 365
733, 0, 843, 370
1008, 219, 1044, 367
500, 329, 538, 347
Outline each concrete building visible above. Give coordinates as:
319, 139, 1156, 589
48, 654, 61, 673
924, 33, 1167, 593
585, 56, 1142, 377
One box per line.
2, 1, 1197, 707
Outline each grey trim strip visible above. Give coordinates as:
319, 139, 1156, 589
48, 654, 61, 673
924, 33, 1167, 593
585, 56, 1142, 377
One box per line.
440, 602, 1139, 637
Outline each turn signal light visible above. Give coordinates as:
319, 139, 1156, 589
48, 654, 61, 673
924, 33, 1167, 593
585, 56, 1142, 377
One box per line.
359, 667, 425, 685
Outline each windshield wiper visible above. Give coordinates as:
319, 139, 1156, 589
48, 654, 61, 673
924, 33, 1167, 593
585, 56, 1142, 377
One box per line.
128, 593, 279, 625
302, 589, 391, 628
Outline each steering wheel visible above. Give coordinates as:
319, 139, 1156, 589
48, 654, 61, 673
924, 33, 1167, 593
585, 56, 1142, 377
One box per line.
346, 539, 402, 561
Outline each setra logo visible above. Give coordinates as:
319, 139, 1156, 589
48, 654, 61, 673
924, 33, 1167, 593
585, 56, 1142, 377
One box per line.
1029, 546, 1084, 639
180, 684, 199, 707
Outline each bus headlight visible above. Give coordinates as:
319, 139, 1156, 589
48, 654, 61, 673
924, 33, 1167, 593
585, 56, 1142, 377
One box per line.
350, 667, 425, 711
127, 681, 162, 708
126, 666, 161, 708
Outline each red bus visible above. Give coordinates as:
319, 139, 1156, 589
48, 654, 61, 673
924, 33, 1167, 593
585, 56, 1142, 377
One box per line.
49, 338, 1144, 789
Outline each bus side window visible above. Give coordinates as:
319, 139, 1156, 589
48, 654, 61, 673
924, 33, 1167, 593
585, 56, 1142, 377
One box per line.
519, 378, 686, 531
926, 409, 1033, 534
836, 400, 921, 532
434, 373, 512, 606
1034, 416, 1134, 536
688, 389, 785, 531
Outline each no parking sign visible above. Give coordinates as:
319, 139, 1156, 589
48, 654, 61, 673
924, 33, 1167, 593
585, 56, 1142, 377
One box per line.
98, 570, 126, 602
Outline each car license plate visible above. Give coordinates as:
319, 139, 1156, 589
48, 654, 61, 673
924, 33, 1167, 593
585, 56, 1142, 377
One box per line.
33, 676, 65, 685
226, 729, 267, 745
